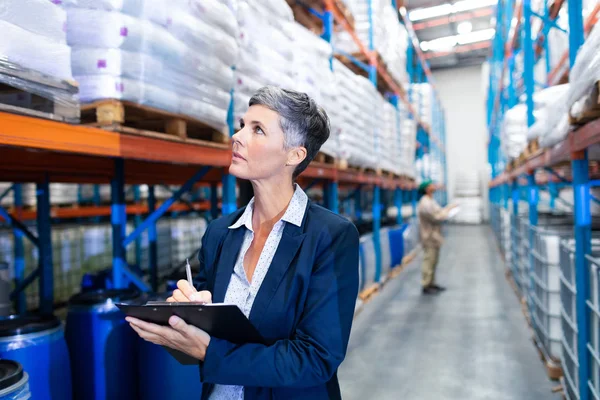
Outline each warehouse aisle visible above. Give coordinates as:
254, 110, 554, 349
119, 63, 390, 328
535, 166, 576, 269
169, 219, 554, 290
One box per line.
339, 225, 560, 400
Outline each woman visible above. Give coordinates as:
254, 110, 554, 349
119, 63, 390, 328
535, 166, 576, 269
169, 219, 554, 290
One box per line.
126, 86, 360, 399
416, 180, 456, 295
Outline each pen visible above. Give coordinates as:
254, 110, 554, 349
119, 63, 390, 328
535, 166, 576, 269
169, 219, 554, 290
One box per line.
186, 258, 193, 289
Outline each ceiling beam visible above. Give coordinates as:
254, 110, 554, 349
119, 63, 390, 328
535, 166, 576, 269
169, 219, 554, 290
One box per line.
413, 7, 494, 30
423, 41, 491, 59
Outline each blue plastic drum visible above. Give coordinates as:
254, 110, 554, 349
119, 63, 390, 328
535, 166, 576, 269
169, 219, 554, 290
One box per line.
0, 315, 72, 400
65, 289, 140, 400
137, 292, 202, 400
0, 360, 30, 400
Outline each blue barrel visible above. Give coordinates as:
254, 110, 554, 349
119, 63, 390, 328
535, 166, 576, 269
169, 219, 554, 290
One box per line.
137, 292, 202, 400
0, 360, 30, 400
65, 289, 140, 400
388, 225, 406, 268
0, 315, 72, 400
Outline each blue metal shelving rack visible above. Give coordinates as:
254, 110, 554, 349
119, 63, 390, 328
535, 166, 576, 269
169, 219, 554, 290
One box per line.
488, 1, 600, 399
0, 0, 447, 316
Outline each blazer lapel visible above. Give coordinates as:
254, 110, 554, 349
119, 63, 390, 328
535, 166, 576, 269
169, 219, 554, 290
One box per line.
212, 228, 246, 303
249, 223, 306, 329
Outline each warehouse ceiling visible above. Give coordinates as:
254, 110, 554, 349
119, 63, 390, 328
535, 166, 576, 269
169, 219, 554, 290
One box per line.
404, 0, 496, 70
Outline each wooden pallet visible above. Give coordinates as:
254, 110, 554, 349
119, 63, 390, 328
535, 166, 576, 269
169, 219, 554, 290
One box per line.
0, 78, 79, 123
314, 152, 337, 165
527, 138, 540, 155
569, 81, 600, 126
80, 100, 230, 144
358, 283, 380, 302
532, 335, 564, 381
334, 52, 398, 96
286, 0, 355, 35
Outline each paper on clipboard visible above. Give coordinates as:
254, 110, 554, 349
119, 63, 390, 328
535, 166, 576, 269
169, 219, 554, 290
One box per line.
447, 207, 461, 219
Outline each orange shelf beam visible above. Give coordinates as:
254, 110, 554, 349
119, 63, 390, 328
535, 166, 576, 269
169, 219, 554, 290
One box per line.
1, 200, 212, 222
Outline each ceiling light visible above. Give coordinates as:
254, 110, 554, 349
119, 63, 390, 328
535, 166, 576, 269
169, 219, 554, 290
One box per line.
420, 28, 496, 52
409, 0, 498, 21
457, 28, 496, 45
457, 21, 473, 35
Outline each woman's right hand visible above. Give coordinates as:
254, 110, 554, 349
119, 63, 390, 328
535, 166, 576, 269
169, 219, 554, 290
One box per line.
167, 279, 212, 304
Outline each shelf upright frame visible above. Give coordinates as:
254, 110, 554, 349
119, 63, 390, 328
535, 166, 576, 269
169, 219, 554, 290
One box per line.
36, 175, 53, 315
567, 0, 590, 397
13, 184, 25, 314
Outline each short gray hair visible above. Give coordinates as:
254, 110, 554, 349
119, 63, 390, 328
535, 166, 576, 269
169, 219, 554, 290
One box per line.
249, 86, 330, 179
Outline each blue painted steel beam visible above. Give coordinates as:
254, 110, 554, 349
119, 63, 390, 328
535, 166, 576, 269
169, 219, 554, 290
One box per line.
36, 177, 54, 315
125, 167, 212, 247
133, 185, 142, 269
210, 183, 219, 220
573, 152, 592, 400
333, 50, 371, 74
326, 182, 339, 214
148, 185, 158, 292
0, 184, 13, 204
320, 10, 333, 42
527, 173, 539, 317
111, 159, 128, 289
222, 174, 237, 215
373, 185, 382, 282
523, 0, 536, 128
354, 187, 362, 221
12, 184, 25, 313
394, 188, 403, 225
10, 267, 39, 302
0, 206, 39, 247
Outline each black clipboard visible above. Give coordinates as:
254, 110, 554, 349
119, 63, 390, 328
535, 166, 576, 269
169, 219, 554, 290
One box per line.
116, 302, 265, 365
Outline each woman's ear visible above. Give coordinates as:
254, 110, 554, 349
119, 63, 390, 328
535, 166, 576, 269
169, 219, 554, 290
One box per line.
286, 147, 307, 167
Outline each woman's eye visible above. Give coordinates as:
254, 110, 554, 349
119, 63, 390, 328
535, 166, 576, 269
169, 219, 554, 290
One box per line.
255, 126, 265, 135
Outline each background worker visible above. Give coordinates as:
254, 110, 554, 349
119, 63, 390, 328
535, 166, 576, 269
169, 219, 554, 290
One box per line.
417, 180, 456, 295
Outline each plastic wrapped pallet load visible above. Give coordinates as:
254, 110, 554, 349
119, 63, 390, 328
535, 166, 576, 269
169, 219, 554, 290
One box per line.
0, 0, 73, 80
334, 0, 408, 86
67, 0, 237, 131
567, 22, 600, 122
233, 0, 295, 125
282, 22, 339, 158
332, 59, 377, 169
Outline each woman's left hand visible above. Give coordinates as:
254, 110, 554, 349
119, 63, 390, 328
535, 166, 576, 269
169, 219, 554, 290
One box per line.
126, 315, 211, 361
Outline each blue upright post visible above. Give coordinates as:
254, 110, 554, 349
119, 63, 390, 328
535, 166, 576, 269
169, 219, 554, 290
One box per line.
133, 185, 142, 269
321, 11, 333, 43
549, 181, 557, 210
354, 188, 362, 221
523, 0, 536, 128
373, 185, 382, 282
567, 0, 589, 396
394, 188, 403, 225
210, 183, 219, 220
512, 181, 519, 216
13, 184, 25, 314
36, 177, 53, 315
221, 176, 237, 215
326, 182, 339, 214
148, 185, 158, 292
412, 189, 417, 217
527, 173, 539, 315
111, 159, 127, 289
574, 153, 591, 400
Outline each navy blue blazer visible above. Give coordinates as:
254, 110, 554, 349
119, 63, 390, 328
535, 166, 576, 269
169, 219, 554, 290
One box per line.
195, 200, 359, 400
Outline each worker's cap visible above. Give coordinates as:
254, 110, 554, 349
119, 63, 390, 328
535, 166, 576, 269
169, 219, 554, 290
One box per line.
418, 179, 434, 194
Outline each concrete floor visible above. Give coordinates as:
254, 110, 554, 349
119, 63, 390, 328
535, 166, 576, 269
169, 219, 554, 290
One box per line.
339, 225, 560, 400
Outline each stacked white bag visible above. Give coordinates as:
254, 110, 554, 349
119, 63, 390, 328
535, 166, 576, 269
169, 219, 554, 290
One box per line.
67, 0, 237, 131
332, 59, 377, 168
399, 103, 417, 178
334, 0, 409, 86
0, 0, 73, 80
283, 22, 339, 158
502, 103, 547, 159
380, 100, 399, 174
411, 83, 435, 126
233, 0, 295, 125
